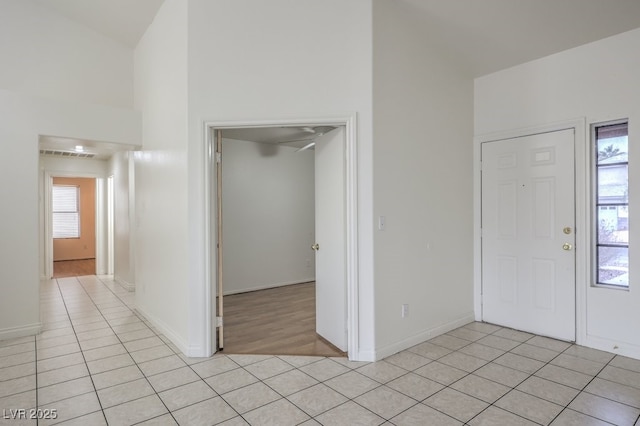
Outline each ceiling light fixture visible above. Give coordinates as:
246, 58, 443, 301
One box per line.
75, 145, 84, 152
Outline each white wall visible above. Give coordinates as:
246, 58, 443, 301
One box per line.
108, 152, 135, 290
372, 1, 475, 357
0, 0, 133, 108
186, 0, 374, 358
221, 138, 315, 294
134, 0, 190, 353
475, 28, 640, 359
0, 89, 140, 341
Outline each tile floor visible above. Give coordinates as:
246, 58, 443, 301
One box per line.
1, 276, 639, 425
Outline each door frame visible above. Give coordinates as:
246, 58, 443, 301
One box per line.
202, 115, 359, 358
473, 118, 588, 345
43, 170, 106, 279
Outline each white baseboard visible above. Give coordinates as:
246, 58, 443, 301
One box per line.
373, 312, 476, 361
0, 323, 42, 341
223, 278, 315, 296
583, 334, 640, 361
115, 275, 135, 292
134, 304, 189, 356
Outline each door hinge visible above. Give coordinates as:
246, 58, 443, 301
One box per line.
216, 316, 223, 327
216, 152, 221, 163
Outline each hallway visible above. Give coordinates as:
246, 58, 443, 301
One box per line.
0, 276, 638, 424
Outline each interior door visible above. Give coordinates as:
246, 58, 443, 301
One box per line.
314, 127, 347, 351
481, 129, 576, 341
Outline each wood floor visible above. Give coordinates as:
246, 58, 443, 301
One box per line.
53, 258, 96, 278
221, 282, 346, 357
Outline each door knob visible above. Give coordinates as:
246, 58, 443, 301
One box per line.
562, 243, 573, 251
311, 243, 319, 251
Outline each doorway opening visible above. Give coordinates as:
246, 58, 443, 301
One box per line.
204, 117, 359, 359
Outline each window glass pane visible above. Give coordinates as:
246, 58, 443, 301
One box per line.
597, 246, 628, 286
597, 164, 628, 204
597, 207, 629, 245
52, 185, 80, 238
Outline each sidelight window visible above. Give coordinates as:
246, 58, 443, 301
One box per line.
593, 121, 629, 288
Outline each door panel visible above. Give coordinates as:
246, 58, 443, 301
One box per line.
482, 129, 575, 341
314, 127, 347, 351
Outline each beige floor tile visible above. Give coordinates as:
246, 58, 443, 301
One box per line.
288, 383, 348, 417
222, 382, 281, 414
0, 362, 35, 382
458, 342, 505, 361
118, 327, 156, 342
263, 369, 318, 396
75, 327, 115, 342
315, 401, 384, 426
598, 365, 640, 390
510, 343, 560, 363
494, 353, 545, 374
82, 343, 127, 362
92, 364, 144, 390
97, 377, 156, 408
36, 343, 80, 360
328, 357, 369, 369
190, 356, 239, 379
463, 322, 503, 334
428, 334, 470, 351
37, 363, 89, 387
217, 416, 250, 426
407, 341, 452, 360
205, 368, 258, 395
0, 336, 35, 347
475, 335, 521, 351
86, 353, 134, 375
550, 409, 612, 426
0, 390, 36, 411
551, 354, 605, 376
493, 328, 534, 342
136, 414, 178, 425
324, 370, 381, 399
78, 335, 121, 352
391, 403, 462, 425
123, 336, 165, 352
0, 342, 35, 357
36, 352, 84, 374
494, 390, 563, 425
104, 394, 168, 426
424, 388, 489, 423
526, 336, 572, 352
414, 361, 467, 386
585, 377, 640, 408
0, 375, 36, 399
138, 355, 186, 377
158, 380, 216, 411
355, 386, 416, 419
447, 327, 488, 342
111, 321, 148, 335
569, 391, 640, 425
54, 411, 107, 426
244, 357, 294, 380
130, 344, 175, 364
438, 351, 487, 373
383, 351, 431, 371
451, 374, 510, 403
468, 406, 537, 426
386, 372, 444, 401
35, 328, 74, 341
516, 376, 580, 406
172, 397, 237, 425
563, 345, 616, 364
0, 351, 35, 369
36, 334, 77, 349
72, 320, 109, 334
278, 355, 326, 368
534, 364, 593, 390
355, 361, 406, 384
610, 355, 640, 373
226, 354, 273, 367
299, 359, 351, 382
39, 392, 102, 426
147, 366, 201, 393
244, 398, 310, 426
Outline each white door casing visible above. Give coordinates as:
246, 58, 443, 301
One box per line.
314, 127, 347, 351
481, 129, 576, 341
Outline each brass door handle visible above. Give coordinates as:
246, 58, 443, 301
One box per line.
311, 243, 319, 251
562, 243, 573, 251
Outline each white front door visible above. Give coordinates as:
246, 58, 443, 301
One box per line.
314, 127, 347, 351
481, 129, 576, 341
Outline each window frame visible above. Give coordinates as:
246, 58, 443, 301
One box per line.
592, 119, 629, 290
52, 184, 81, 239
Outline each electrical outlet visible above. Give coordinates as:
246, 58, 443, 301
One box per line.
401, 304, 409, 318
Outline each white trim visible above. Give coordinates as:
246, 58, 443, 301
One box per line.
135, 305, 190, 355
374, 312, 475, 360
202, 115, 360, 359
114, 275, 135, 292
0, 323, 42, 341
474, 118, 587, 345
43, 170, 106, 279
